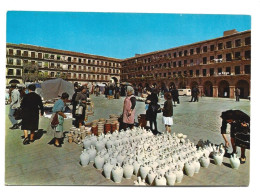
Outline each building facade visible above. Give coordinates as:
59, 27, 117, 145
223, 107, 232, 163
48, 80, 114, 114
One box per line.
121, 29, 251, 98
6, 43, 121, 85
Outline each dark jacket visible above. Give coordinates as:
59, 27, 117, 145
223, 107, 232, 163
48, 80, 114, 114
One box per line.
163, 100, 173, 117
21, 92, 44, 130
171, 89, 179, 101
145, 92, 158, 120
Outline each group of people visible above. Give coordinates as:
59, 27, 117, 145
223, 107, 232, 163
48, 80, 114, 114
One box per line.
190, 86, 200, 102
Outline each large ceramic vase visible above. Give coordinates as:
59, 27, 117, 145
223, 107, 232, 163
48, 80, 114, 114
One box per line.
80, 149, 90, 167
94, 152, 105, 170
147, 169, 156, 185
200, 154, 210, 168
103, 160, 114, 179
88, 145, 97, 162
155, 174, 167, 186
184, 161, 195, 177
111, 163, 124, 183
133, 160, 142, 176
123, 162, 134, 179
165, 170, 176, 186
213, 152, 223, 166
175, 168, 184, 183
83, 138, 92, 149
230, 154, 240, 170
139, 162, 151, 180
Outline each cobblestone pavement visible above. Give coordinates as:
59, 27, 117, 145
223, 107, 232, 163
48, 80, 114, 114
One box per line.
5, 95, 250, 186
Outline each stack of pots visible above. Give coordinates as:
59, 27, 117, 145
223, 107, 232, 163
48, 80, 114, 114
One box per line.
91, 123, 98, 136
105, 119, 111, 134
98, 120, 105, 135
110, 114, 120, 131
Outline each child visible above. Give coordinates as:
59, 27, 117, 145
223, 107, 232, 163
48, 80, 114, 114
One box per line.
162, 92, 173, 134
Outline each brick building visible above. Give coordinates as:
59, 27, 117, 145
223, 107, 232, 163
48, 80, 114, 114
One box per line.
121, 29, 251, 98
6, 43, 121, 85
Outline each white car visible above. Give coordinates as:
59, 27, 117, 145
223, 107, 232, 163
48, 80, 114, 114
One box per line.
178, 89, 191, 96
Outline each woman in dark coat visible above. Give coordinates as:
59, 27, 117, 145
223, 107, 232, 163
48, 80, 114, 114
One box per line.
171, 87, 180, 105
145, 88, 160, 135
21, 84, 44, 145
220, 110, 250, 164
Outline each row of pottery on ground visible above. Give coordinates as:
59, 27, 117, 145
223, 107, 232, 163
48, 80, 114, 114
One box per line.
79, 127, 223, 185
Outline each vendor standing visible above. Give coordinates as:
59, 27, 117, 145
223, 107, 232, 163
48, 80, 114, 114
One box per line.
122, 86, 136, 129
220, 110, 250, 164
75, 86, 88, 127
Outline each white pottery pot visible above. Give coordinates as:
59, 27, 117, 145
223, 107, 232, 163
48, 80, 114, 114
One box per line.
199, 154, 210, 168
175, 168, 184, 183
94, 152, 105, 170
123, 162, 134, 179
139, 162, 151, 180
111, 163, 124, 183
95, 140, 105, 152
165, 170, 176, 186
147, 169, 156, 185
230, 154, 240, 170
88, 145, 97, 162
184, 161, 195, 177
80, 149, 90, 167
213, 152, 223, 166
194, 160, 201, 173
103, 160, 114, 179
133, 160, 142, 176
155, 174, 167, 186
83, 138, 92, 149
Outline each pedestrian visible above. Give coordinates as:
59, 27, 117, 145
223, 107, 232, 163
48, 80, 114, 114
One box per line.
95, 85, 100, 96
71, 88, 80, 126
51, 92, 69, 147
235, 88, 240, 102
114, 84, 120, 99
171, 87, 180, 105
161, 92, 173, 134
220, 110, 250, 164
145, 88, 160, 135
20, 84, 44, 145
8, 84, 21, 129
122, 86, 136, 129
104, 84, 109, 97
75, 86, 88, 127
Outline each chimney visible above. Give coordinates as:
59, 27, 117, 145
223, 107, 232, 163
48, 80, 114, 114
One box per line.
223, 29, 238, 36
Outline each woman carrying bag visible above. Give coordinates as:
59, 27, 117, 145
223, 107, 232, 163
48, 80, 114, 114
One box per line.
51, 92, 69, 147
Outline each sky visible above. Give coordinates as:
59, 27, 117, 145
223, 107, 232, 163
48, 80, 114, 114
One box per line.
6, 11, 251, 59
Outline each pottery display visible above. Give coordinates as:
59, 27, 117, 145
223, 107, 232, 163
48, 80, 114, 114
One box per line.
155, 174, 167, 186
230, 153, 240, 170
94, 152, 105, 170
88, 145, 97, 162
199, 154, 210, 168
111, 163, 124, 183
184, 161, 195, 177
147, 169, 156, 185
103, 160, 114, 179
165, 169, 176, 186
123, 161, 134, 179
80, 149, 90, 167
213, 152, 223, 166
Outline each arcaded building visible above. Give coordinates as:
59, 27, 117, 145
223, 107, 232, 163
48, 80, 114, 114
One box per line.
121, 29, 251, 98
6, 43, 121, 85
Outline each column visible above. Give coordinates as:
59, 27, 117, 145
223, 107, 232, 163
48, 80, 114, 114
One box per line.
229, 86, 235, 99
198, 85, 203, 96
213, 86, 218, 97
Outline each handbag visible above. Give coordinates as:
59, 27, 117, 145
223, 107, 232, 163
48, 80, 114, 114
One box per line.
51, 113, 59, 127
13, 107, 22, 120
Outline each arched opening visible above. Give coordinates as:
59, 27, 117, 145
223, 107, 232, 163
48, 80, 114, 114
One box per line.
204, 81, 213, 97
218, 80, 230, 98
190, 81, 199, 89
178, 81, 186, 89
111, 77, 118, 84
236, 80, 250, 98
9, 79, 20, 84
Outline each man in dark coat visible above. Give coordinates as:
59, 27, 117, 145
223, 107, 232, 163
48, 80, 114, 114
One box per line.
21, 84, 44, 145
171, 87, 180, 105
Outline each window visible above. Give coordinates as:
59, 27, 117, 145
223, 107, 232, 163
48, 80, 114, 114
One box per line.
50, 63, 55, 68
218, 43, 223, 50
44, 53, 49, 58
210, 56, 214, 62
79, 58, 82, 63
184, 50, 188, 56
164, 73, 167, 77
196, 47, 200, 54
235, 52, 241, 59
226, 41, 232, 48
173, 52, 177, 58
244, 65, 250, 74
210, 68, 214, 76
184, 60, 187, 66
203, 46, 207, 52
38, 53, 42, 59
9, 49, 13, 55
178, 71, 182, 76
7, 69, 14, 75
196, 70, 200, 76
173, 62, 176, 67
17, 59, 21, 65
245, 37, 251, 45
235, 39, 241, 47
8, 58, 13, 64
203, 69, 207, 76
16, 50, 21, 56
210, 45, 215, 51
235, 66, 240, 74
23, 51, 28, 57
50, 55, 55, 59
178, 61, 182, 67
203, 57, 207, 64
218, 68, 222, 74
38, 62, 42, 67
226, 53, 232, 61
31, 52, 35, 58
44, 62, 48, 68
189, 70, 193, 77
245, 50, 251, 59
226, 67, 231, 75
190, 59, 193, 66
179, 51, 182, 57
16, 69, 21, 76
217, 54, 222, 59
190, 49, 194, 55
57, 55, 61, 60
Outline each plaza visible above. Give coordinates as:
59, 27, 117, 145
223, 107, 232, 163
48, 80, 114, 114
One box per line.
5, 95, 250, 186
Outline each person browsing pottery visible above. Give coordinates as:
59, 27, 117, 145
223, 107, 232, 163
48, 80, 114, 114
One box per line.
75, 86, 88, 127
20, 84, 44, 145
145, 88, 160, 135
51, 92, 69, 147
8, 84, 21, 129
220, 110, 250, 164
122, 86, 136, 129
161, 92, 173, 134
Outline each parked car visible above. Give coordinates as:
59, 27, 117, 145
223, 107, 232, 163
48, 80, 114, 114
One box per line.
178, 89, 191, 96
